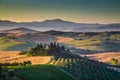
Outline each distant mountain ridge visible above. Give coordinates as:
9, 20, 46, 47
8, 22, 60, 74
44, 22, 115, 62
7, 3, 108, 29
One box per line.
0, 27, 39, 34
0, 19, 120, 32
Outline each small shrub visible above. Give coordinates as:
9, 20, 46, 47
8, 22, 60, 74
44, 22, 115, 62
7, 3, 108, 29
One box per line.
110, 58, 118, 65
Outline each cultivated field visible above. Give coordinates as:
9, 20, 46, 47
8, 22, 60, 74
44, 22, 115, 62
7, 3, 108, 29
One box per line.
0, 51, 51, 64
80, 52, 120, 64
57, 36, 74, 43
53, 57, 120, 80
4, 65, 76, 80
64, 39, 120, 52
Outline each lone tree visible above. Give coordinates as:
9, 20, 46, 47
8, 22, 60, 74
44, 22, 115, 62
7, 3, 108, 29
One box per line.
110, 58, 118, 65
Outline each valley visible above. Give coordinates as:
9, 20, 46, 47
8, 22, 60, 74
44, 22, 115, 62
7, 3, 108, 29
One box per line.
1, 0, 120, 80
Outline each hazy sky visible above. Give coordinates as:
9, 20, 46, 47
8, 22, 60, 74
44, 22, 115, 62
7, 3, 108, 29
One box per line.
0, 0, 120, 23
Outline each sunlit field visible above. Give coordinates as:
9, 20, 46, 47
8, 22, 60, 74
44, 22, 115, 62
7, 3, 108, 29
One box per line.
0, 51, 51, 64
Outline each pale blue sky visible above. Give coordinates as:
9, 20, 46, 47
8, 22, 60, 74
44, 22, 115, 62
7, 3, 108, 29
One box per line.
0, 0, 120, 23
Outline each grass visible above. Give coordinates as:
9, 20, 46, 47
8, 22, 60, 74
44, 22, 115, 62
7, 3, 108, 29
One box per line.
110, 34, 120, 40
64, 39, 102, 46
0, 37, 36, 51
3, 65, 76, 80
64, 39, 103, 51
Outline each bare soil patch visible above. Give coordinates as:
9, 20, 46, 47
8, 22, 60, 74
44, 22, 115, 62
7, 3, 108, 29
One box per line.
57, 37, 74, 43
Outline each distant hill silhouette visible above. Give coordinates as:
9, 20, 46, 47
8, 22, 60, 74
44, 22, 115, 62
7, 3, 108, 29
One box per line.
0, 27, 39, 34
0, 19, 120, 32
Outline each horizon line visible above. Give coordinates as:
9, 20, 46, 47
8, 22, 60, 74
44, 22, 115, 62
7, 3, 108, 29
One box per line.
0, 19, 120, 24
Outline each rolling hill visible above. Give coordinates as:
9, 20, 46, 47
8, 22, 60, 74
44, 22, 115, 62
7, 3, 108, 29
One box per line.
0, 28, 120, 52
3, 65, 76, 80
40, 30, 120, 52
0, 37, 37, 51
7, 33, 57, 43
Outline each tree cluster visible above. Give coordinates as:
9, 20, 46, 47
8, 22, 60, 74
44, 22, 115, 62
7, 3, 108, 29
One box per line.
21, 42, 73, 59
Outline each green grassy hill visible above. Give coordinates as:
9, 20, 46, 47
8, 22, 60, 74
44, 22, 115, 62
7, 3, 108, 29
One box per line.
0, 37, 36, 51
3, 65, 76, 80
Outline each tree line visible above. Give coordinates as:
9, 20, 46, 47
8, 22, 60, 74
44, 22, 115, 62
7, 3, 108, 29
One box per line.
0, 60, 31, 66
